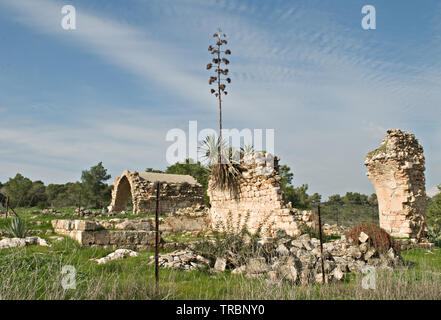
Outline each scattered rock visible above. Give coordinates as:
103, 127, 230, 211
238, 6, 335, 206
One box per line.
0, 236, 50, 249
92, 249, 139, 264
214, 257, 227, 272
0, 237, 26, 249
359, 232, 369, 243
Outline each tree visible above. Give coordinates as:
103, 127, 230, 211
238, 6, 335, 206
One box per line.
427, 185, 441, 227
3, 173, 33, 207
145, 168, 163, 173
28, 180, 48, 208
81, 162, 111, 208
328, 194, 344, 206
278, 164, 321, 209
279, 165, 293, 189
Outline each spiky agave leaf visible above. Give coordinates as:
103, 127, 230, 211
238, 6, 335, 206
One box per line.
8, 216, 28, 238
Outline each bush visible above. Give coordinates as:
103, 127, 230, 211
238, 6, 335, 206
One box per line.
345, 222, 399, 253
8, 216, 28, 238
192, 230, 267, 267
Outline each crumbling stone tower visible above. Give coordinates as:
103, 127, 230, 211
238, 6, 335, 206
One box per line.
365, 129, 427, 240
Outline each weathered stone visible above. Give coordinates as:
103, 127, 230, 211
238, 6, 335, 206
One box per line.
231, 265, 246, 274
247, 257, 270, 274
52, 219, 157, 250
359, 242, 369, 254
109, 171, 204, 215
92, 249, 139, 264
359, 232, 369, 243
365, 129, 428, 240
364, 247, 377, 260
214, 257, 227, 272
0, 237, 26, 249
277, 265, 298, 283
207, 153, 315, 237
332, 267, 345, 281
276, 244, 290, 256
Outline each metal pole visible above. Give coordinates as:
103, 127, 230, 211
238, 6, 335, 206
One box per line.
78, 191, 82, 215
318, 204, 326, 284
6, 196, 9, 219
155, 181, 161, 296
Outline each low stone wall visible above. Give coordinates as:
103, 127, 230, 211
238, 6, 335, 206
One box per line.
51, 213, 210, 250
52, 220, 157, 250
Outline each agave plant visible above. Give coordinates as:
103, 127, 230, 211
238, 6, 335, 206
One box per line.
199, 134, 240, 191
9, 216, 28, 238
427, 224, 441, 246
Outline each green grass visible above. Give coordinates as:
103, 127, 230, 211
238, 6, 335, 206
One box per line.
0, 232, 440, 299
1, 206, 440, 300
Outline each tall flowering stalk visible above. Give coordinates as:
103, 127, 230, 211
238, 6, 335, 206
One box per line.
205, 29, 238, 191
207, 28, 231, 165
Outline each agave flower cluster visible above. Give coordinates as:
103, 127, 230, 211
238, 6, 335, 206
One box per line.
206, 30, 231, 98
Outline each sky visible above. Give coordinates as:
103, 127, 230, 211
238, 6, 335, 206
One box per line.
0, 0, 440, 199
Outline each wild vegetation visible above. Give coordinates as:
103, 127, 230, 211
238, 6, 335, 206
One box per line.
0, 209, 440, 300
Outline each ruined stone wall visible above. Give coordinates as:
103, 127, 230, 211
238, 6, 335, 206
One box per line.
110, 171, 204, 215
207, 153, 315, 237
52, 219, 157, 250
52, 214, 209, 249
365, 129, 427, 239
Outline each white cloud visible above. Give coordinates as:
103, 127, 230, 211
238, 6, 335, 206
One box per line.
0, 0, 440, 197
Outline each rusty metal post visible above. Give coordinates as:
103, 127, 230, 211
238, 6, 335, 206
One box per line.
318, 204, 326, 284
78, 191, 82, 215
155, 181, 161, 295
6, 196, 9, 219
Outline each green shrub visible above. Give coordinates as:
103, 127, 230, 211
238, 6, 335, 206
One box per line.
345, 222, 399, 253
192, 230, 267, 267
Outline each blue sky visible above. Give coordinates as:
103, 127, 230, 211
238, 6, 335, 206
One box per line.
0, 0, 440, 198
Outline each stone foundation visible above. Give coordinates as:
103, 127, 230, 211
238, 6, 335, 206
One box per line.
52, 220, 157, 250
365, 129, 428, 239
207, 152, 316, 237
52, 213, 210, 249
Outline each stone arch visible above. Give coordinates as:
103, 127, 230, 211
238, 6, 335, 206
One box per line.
111, 174, 135, 213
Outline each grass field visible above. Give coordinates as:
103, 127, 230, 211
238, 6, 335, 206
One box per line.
0, 207, 440, 300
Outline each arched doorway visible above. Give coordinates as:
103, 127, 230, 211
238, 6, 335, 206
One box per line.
112, 176, 133, 213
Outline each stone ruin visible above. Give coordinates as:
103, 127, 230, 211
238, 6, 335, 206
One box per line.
207, 152, 317, 237
109, 170, 204, 215
365, 129, 428, 240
